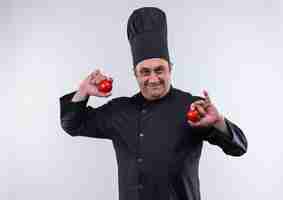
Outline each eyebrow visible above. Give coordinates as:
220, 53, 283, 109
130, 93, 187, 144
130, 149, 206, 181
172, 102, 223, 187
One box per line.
139, 65, 165, 71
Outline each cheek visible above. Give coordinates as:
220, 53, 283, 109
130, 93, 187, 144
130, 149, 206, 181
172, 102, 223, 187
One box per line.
163, 74, 171, 82
138, 78, 147, 87
158, 76, 167, 83
142, 78, 149, 85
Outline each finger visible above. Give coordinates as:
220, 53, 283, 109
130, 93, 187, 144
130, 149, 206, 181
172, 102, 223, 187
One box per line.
108, 77, 114, 82
81, 75, 93, 87
196, 100, 210, 110
86, 74, 92, 82
190, 103, 196, 111
191, 100, 206, 111
90, 78, 96, 85
187, 120, 201, 127
203, 89, 211, 103
195, 105, 206, 117
193, 100, 205, 106
98, 92, 112, 97
91, 69, 105, 84
95, 75, 107, 85
90, 70, 100, 81
89, 74, 96, 84
88, 86, 98, 96
96, 76, 113, 85
92, 69, 100, 76
104, 92, 112, 97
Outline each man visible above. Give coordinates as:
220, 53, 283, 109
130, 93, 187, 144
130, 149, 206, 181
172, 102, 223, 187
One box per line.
60, 7, 247, 200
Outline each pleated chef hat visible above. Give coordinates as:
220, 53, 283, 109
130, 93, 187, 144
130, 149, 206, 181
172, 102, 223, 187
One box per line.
127, 7, 170, 67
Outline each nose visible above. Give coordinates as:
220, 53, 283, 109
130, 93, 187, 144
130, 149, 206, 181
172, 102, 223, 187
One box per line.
148, 73, 160, 84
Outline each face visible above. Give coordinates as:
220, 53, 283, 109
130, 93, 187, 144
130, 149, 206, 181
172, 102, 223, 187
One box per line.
134, 58, 172, 101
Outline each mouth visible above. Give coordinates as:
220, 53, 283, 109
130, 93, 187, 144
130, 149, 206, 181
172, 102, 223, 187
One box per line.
148, 85, 162, 89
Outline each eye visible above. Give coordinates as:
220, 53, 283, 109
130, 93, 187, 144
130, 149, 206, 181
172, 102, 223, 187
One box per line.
140, 69, 150, 76
154, 67, 164, 74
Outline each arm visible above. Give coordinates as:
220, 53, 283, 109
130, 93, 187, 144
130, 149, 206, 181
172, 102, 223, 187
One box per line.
188, 90, 248, 156
60, 69, 115, 139
60, 91, 114, 139
200, 118, 248, 156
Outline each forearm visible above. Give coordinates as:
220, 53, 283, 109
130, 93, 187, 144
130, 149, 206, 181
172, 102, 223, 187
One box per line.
59, 91, 113, 139
60, 92, 89, 136
213, 115, 230, 138
72, 90, 89, 102
206, 118, 248, 156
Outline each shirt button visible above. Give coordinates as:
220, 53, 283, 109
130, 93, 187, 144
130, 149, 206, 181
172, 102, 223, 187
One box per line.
141, 109, 147, 114
139, 133, 144, 137
137, 184, 144, 189
137, 158, 143, 163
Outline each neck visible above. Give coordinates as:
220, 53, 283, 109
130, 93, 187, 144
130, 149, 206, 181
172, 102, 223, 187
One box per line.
142, 85, 172, 101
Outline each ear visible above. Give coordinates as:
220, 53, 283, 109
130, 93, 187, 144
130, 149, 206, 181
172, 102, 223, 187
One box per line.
169, 62, 173, 73
133, 67, 138, 77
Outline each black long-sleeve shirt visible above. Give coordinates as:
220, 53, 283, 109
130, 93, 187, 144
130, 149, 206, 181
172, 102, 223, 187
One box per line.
59, 86, 248, 200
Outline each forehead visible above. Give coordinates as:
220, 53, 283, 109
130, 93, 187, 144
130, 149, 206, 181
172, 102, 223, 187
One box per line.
136, 58, 169, 70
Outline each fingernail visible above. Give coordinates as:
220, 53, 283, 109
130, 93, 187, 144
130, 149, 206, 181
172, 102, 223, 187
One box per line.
205, 91, 209, 97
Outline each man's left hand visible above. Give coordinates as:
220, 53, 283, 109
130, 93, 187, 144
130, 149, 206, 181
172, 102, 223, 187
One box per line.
187, 90, 225, 129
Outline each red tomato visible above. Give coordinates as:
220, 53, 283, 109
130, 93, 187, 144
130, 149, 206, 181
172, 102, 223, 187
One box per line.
187, 110, 200, 122
98, 79, 113, 93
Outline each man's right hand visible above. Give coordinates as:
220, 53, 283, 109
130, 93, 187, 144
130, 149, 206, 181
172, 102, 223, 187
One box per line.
77, 69, 113, 98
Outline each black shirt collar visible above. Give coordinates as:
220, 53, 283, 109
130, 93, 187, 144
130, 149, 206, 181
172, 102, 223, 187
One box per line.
131, 85, 174, 106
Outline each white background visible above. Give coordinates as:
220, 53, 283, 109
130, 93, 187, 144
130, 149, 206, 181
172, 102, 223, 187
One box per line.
1, 0, 282, 199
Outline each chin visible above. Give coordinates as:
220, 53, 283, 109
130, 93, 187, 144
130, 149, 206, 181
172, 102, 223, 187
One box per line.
142, 87, 167, 100
150, 91, 165, 99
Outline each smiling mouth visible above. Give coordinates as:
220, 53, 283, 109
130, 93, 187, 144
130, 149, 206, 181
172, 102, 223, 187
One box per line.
149, 85, 161, 89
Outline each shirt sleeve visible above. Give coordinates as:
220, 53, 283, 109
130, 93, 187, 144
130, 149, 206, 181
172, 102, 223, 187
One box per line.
59, 91, 115, 140
195, 118, 248, 156
190, 95, 248, 156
